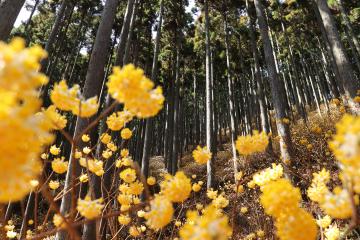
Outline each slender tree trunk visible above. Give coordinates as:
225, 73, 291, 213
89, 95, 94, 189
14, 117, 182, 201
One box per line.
338, 0, 360, 56
315, 0, 360, 113
123, 0, 139, 65
141, 0, 164, 178
204, 0, 214, 189
223, 13, 238, 177
114, 0, 135, 66
254, 0, 294, 164
56, 0, 119, 239
0, 0, 26, 41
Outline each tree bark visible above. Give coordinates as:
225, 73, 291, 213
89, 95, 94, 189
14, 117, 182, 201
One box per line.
315, 0, 360, 113
114, 0, 135, 66
204, 0, 214, 189
56, 0, 119, 239
254, 0, 294, 164
0, 0, 26, 41
141, 0, 164, 178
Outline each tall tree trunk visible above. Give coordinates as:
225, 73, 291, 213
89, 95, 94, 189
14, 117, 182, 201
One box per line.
338, 0, 360, 56
0, 0, 25, 41
315, 0, 360, 113
114, 0, 135, 66
223, 13, 238, 177
141, 0, 164, 178
123, 0, 139, 65
56, 0, 119, 239
254, 0, 294, 165
204, 0, 214, 189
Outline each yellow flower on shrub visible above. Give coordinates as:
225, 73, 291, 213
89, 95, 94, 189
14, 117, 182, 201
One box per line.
120, 168, 137, 183
275, 208, 317, 240
107, 64, 164, 118
52, 157, 68, 174
161, 171, 191, 203
145, 195, 174, 230
192, 146, 212, 164
179, 204, 232, 240
121, 128, 132, 140
77, 196, 104, 219
236, 131, 269, 155
49, 180, 60, 190
106, 110, 133, 131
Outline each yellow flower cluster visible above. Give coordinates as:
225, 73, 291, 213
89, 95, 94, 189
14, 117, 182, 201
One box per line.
160, 171, 192, 203
192, 146, 212, 164
107, 64, 164, 118
179, 204, 232, 240
77, 196, 104, 219
145, 195, 174, 230
260, 179, 317, 240
251, 163, 283, 188
79, 158, 104, 176
121, 128, 132, 140
106, 110, 133, 131
41, 105, 67, 130
51, 157, 68, 174
329, 114, 360, 193
0, 38, 52, 202
50, 80, 99, 118
307, 169, 355, 219
236, 131, 269, 155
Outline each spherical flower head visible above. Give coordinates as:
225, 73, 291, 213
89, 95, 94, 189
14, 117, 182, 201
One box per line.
42, 105, 67, 130
275, 208, 317, 240
212, 194, 229, 209
207, 189, 218, 200
102, 149, 112, 159
107, 64, 164, 118
100, 133, 112, 144
129, 226, 141, 237
77, 196, 104, 219
320, 187, 353, 219
120, 168, 137, 183
307, 169, 331, 203
49, 180, 60, 190
317, 215, 332, 229
192, 183, 201, 192
179, 204, 232, 240
81, 134, 90, 142
128, 181, 144, 195
145, 195, 174, 230
120, 148, 129, 158
50, 80, 79, 111
236, 131, 269, 156
79, 174, 88, 183
240, 207, 248, 214
0, 38, 48, 95
79, 158, 104, 176
147, 176, 156, 186
329, 114, 360, 190
117, 193, 132, 206
160, 171, 191, 203
324, 224, 340, 240
260, 179, 301, 217
50, 145, 61, 155
106, 110, 133, 131
82, 147, 91, 154
53, 214, 66, 228
192, 146, 212, 164
52, 157, 68, 174
72, 96, 99, 118
121, 128, 132, 140
118, 214, 131, 225
253, 163, 283, 188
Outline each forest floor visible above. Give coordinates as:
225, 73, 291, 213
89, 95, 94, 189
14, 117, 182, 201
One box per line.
149, 104, 359, 240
